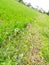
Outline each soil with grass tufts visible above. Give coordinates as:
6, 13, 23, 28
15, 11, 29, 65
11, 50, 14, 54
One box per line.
0, 23, 47, 65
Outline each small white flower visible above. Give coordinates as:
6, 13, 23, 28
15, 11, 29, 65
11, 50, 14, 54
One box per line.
19, 53, 24, 59
14, 28, 20, 33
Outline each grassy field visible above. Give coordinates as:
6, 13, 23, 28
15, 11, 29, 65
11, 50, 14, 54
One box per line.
0, 0, 38, 44
0, 0, 49, 65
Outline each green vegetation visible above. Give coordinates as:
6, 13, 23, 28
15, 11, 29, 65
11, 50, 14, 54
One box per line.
0, 0, 49, 65
0, 0, 38, 44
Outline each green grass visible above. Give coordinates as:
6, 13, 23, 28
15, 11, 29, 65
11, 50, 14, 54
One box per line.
0, 0, 49, 65
0, 0, 38, 44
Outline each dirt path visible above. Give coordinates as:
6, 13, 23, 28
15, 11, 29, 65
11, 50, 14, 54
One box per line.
25, 23, 46, 65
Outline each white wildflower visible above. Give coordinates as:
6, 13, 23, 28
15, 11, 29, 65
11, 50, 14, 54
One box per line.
19, 53, 24, 59
14, 28, 20, 33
